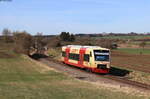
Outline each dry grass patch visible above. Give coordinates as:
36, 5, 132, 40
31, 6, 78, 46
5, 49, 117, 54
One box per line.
128, 71, 150, 85
0, 53, 148, 99
24, 55, 57, 73
47, 48, 61, 60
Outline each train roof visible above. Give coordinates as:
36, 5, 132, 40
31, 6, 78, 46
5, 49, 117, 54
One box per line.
62, 45, 109, 50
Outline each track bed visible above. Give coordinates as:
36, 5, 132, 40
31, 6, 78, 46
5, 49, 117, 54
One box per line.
38, 58, 150, 92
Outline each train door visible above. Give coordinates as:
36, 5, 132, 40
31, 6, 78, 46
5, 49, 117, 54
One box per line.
83, 52, 91, 67
79, 48, 86, 68
64, 47, 70, 63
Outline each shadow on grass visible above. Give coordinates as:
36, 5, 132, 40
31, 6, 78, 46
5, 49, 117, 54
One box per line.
29, 53, 48, 60
109, 67, 130, 77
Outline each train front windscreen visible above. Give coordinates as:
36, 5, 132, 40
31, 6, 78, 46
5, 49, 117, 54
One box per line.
94, 50, 110, 61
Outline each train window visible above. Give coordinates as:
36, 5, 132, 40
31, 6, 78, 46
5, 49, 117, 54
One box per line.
62, 51, 66, 57
69, 53, 73, 59
69, 53, 79, 61
84, 54, 89, 62
74, 54, 79, 61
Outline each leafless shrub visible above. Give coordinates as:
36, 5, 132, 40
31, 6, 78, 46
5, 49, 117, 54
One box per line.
2, 28, 13, 43
13, 31, 33, 55
47, 36, 61, 48
32, 33, 49, 54
139, 41, 147, 49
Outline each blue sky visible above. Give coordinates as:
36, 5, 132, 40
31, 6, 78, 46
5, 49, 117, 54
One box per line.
0, 0, 150, 35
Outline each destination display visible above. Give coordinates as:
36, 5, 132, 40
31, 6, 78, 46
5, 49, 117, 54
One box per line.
94, 52, 109, 55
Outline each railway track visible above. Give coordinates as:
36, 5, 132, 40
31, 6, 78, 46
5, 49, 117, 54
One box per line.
103, 75, 150, 90
39, 57, 150, 91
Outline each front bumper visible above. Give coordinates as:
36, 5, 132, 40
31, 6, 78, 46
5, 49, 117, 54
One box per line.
92, 68, 109, 74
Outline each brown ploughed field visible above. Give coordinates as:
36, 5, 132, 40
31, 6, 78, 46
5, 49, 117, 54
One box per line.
111, 51, 150, 73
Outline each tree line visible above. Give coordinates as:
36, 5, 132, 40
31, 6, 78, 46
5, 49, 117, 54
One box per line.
0, 29, 76, 55
1, 28, 148, 56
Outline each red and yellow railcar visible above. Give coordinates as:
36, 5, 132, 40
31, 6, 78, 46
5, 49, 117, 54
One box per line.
61, 45, 111, 74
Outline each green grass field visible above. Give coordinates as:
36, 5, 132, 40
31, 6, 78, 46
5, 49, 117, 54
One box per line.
93, 35, 150, 40
0, 49, 147, 99
130, 41, 150, 45
116, 48, 150, 55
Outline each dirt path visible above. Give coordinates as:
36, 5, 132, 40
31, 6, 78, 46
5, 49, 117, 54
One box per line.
39, 58, 150, 94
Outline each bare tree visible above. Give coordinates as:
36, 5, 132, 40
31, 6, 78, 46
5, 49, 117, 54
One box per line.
33, 32, 48, 54
47, 36, 61, 47
139, 41, 147, 55
139, 41, 146, 50
13, 31, 33, 55
2, 28, 12, 43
